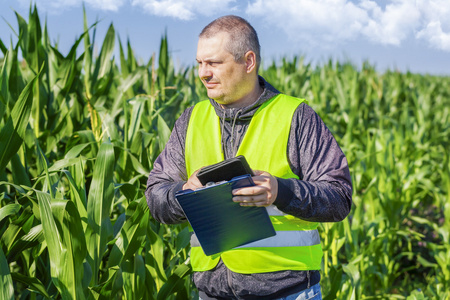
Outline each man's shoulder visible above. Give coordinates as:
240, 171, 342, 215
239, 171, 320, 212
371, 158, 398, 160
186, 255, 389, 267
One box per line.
276, 94, 308, 105
173, 105, 196, 131
268, 94, 310, 115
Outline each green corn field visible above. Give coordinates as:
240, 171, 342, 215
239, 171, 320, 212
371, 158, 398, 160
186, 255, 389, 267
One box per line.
1, 6, 449, 300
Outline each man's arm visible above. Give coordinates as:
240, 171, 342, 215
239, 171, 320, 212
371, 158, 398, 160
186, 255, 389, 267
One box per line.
275, 103, 352, 222
145, 107, 194, 224
232, 103, 352, 222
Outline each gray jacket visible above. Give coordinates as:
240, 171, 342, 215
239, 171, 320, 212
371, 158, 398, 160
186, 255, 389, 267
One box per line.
145, 77, 352, 299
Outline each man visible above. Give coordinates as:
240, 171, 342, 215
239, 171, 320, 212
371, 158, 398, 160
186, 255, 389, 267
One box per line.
146, 15, 352, 300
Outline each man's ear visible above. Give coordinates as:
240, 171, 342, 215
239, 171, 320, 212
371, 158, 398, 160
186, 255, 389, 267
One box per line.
244, 51, 257, 73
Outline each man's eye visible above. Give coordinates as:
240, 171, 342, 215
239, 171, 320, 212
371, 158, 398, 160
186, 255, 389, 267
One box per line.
197, 61, 220, 67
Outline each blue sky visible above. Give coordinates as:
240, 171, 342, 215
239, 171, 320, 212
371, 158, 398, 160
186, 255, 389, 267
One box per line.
1, 0, 450, 75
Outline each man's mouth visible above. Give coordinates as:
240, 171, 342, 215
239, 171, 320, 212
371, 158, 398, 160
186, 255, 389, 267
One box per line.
204, 81, 219, 88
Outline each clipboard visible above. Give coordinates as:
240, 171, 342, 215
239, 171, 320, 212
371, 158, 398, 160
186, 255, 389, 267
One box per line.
175, 174, 276, 256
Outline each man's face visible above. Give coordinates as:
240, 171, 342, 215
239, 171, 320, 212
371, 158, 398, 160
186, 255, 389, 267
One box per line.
196, 32, 252, 107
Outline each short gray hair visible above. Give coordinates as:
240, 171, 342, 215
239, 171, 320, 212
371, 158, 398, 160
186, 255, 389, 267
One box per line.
199, 15, 261, 72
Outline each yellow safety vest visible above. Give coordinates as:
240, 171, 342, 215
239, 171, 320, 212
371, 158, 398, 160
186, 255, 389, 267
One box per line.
185, 94, 323, 274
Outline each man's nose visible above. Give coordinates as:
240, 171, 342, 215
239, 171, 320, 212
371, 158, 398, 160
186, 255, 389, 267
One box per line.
198, 63, 212, 80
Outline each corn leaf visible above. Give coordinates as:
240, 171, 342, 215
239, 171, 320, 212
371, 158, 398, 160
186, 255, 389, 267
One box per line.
37, 190, 87, 299
146, 226, 168, 289
52, 199, 87, 299
59, 168, 88, 223
10, 153, 31, 186
156, 114, 171, 152
0, 247, 14, 300
7, 224, 43, 261
134, 254, 147, 299
86, 141, 115, 284
36, 191, 65, 293
11, 272, 50, 298
83, 3, 93, 99
0, 38, 7, 55
123, 254, 146, 300
108, 197, 149, 267
156, 263, 191, 300
157, 33, 168, 95
0, 72, 38, 171
0, 50, 11, 115
0, 203, 21, 222
97, 23, 115, 79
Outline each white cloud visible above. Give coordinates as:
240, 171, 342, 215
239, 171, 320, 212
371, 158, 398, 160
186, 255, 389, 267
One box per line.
417, 21, 450, 51
360, 0, 421, 45
15, 0, 450, 51
246, 0, 450, 51
248, 0, 368, 45
18, 0, 236, 19
85, 0, 125, 11
130, 0, 236, 20
17, 0, 125, 12
416, 0, 450, 51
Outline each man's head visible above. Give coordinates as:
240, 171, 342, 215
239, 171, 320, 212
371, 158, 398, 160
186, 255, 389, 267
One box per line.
199, 15, 261, 72
196, 15, 262, 108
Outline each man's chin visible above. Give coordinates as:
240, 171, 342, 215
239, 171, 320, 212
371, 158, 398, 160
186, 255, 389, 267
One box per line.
207, 92, 223, 102
213, 99, 237, 108
207, 91, 235, 106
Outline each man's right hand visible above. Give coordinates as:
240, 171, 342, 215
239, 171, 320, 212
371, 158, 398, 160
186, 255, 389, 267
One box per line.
182, 169, 203, 190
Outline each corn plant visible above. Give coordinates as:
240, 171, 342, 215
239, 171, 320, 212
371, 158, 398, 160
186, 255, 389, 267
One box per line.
262, 61, 450, 299
1, 5, 194, 300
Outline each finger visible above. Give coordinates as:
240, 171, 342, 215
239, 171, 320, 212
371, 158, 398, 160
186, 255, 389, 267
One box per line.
238, 199, 271, 207
253, 170, 267, 176
183, 180, 202, 190
232, 186, 266, 196
183, 170, 204, 190
232, 194, 266, 203
251, 177, 271, 186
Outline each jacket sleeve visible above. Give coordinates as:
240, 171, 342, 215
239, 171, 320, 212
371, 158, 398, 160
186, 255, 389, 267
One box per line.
273, 103, 353, 222
145, 107, 194, 224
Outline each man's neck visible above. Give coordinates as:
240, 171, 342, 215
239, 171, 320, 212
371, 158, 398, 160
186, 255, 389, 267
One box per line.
220, 80, 263, 109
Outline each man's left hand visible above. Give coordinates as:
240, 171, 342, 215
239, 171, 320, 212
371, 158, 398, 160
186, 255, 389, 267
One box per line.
232, 170, 278, 207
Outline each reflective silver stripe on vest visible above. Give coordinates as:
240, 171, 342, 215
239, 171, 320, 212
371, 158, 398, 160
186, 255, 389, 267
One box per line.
266, 205, 285, 216
190, 230, 321, 248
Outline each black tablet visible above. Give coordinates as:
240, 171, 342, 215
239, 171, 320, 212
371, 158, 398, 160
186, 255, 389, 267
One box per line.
196, 155, 254, 185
